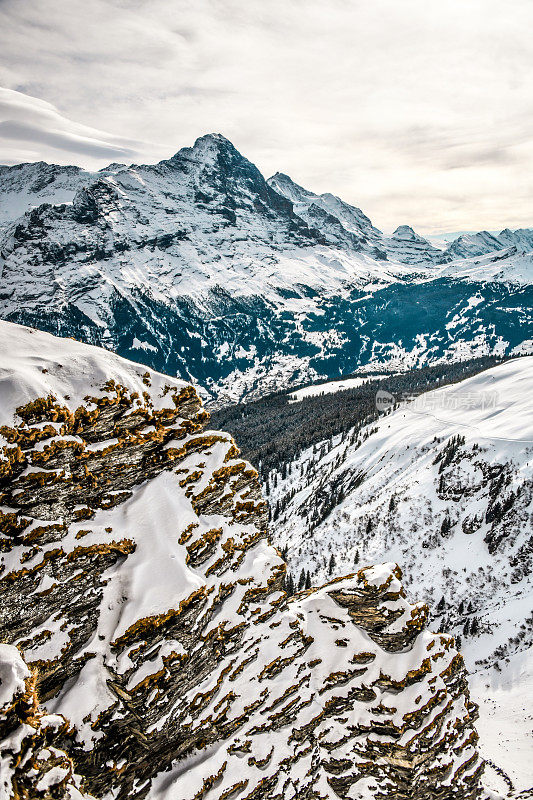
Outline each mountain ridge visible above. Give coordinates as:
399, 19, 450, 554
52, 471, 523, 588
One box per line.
2, 133, 532, 260
0, 319, 485, 800
0, 133, 531, 406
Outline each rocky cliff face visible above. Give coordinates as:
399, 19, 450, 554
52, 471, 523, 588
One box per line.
264, 357, 533, 794
0, 643, 93, 800
0, 321, 483, 799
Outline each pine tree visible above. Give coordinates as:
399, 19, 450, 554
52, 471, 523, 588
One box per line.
286, 572, 295, 596
305, 571, 311, 590
354, 549, 360, 565
328, 553, 336, 575
298, 569, 306, 590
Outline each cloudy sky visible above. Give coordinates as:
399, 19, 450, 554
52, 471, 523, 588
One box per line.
1, 0, 531, 233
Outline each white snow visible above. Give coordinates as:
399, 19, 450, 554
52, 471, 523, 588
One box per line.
289, 374, 386, 402
267, 356, 533, 794
471, 649, 533, 792
0, 645, 29, 711
35, 767, 69, 792
0, 320, 189, 428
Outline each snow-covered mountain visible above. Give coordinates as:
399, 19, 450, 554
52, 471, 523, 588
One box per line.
264, 357, 533, 795
267, 171, 385, 256
386, 224, 443, 264
445, 229, 533, 261
267, 174, 443, 265
0, 161, 90, 235
0, 134, 531, 406
0, 321, 484, 800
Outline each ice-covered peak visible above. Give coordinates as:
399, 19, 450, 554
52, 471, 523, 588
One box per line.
445, 230, 504, 259
497, 227, 533, 252
168, 132, 248, 170
319, 191, 381, 237
192, 131, 236, 150
98, 162, 127, 175
392, 224, 419, 240
150, 132, 303, 225
268, 172, 316, 203
384, 224, 443, 264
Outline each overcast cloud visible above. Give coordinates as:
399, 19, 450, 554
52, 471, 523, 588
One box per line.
0, 0, 531, 233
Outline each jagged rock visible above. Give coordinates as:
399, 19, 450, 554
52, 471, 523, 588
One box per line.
0, 321, 483, 799
0, 643, 93, 800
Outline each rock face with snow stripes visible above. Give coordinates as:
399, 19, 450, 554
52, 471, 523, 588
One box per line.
0, 644, 93, 800
0, 321, 482, 799
0, 135, 531, 406
263, 357, 533, 794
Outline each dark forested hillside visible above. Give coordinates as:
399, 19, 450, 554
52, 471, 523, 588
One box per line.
211, 355, 515, 475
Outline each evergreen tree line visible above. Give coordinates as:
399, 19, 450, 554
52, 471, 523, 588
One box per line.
212, 355, 512, 476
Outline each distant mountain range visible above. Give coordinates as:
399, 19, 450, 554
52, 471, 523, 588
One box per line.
1, 133, 531, 405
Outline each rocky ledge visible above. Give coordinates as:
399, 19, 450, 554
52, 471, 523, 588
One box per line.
0, 321, 483, 799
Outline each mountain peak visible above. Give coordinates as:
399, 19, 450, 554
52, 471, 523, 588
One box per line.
268, 171, 315, 202
192, 131, 235, 150
392, 224, 418, 240
172, 132, 242, 163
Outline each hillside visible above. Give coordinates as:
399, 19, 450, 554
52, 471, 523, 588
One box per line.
261, 358, 533, 794
0, 320, 485, 800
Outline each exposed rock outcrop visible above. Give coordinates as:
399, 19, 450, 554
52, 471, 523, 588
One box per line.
0, 321, 483, 799
0, 643, 93, 800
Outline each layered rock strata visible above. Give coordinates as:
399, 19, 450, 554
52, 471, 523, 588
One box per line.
0, 321, 483, 799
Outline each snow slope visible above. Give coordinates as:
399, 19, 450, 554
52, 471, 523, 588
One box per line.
437, 246, 533, 285
289, 374, 386, 402
266, 357, 533, 793
0, 320, 189, 426
0, 321, 484, 800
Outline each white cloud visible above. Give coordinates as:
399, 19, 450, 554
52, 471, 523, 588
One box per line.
0, 88, 140, 162
0, 0, 532, 233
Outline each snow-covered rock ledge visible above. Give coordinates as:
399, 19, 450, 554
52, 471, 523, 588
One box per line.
0, 643, 93, 799
0, 322, 483, 799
